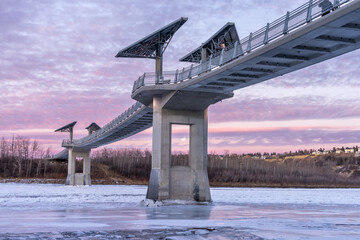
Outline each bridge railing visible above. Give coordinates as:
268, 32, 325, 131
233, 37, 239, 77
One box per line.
132, 0, 352, 93
62, 101, 144, 147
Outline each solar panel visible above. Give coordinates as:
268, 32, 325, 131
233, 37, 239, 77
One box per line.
115, 17, 188, 59
55, 121, 77, 132
86, 122, 100, 134
179, 22, 239, 63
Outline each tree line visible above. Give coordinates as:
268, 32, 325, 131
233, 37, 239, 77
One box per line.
0, 136, 65, 178
1, 136, 360, 187
207, 153, 360, 186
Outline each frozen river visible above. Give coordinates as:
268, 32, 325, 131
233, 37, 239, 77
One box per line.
0, 183, 359, 239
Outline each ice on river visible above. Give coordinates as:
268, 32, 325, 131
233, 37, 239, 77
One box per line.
0, 183, 360, 239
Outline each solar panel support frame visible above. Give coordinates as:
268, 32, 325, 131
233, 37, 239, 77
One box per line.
115, 17, 188, 84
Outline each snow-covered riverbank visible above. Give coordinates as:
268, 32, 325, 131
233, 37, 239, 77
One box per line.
0, 183, 359, 239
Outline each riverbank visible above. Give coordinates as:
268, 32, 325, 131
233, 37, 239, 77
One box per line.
2, 177, 360, 188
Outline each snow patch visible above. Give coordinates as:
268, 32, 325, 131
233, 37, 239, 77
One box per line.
141, 199, 163, 207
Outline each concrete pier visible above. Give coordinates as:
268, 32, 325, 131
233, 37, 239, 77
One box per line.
66, 148, 91, 186
146, 94, 211, 202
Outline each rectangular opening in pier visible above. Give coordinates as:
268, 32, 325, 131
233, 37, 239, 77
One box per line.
171, 124, 189, 166
75, 157, 84, 173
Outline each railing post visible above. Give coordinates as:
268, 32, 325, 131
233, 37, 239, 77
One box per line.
306, 0, 313, 23
208, 55, 212, 70
283, 11, 290, 34
247, 32, 253, 53
180, 67, 185, 82
188, 64, 193, 79
199, 60, 204, 73
239, 41, 244, 56
264, 23, 270, 44
133, 77, 139, 92
219, 48, 225, 65
174, 69, 179, 83
232, 41, 238, 59
141, 73, 145, 86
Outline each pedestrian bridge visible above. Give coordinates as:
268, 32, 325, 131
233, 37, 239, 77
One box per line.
51, 0, 360, 201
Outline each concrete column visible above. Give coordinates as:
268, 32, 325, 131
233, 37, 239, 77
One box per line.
147, 95, 169, 199
82, 151, 91, 185
65, 148, 75, 185
146, 95, 211, 202
189, 109, 211, 201
65, 148, 91, 186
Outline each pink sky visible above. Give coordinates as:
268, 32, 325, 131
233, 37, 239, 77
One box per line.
1, 0, 360, 154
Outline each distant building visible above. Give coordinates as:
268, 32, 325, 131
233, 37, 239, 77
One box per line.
312, 150, 325, 155
345, 148, 355, 153
336, 149, 344, 154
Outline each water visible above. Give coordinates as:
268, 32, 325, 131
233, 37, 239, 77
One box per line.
0, 183, 359, 239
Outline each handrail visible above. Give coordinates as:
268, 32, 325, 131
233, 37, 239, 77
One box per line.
62, 101, 146, 148
132, 0, 353, 93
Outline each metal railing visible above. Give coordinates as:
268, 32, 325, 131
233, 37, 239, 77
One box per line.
132, 0, 351, 93
45, 148, 68, 160
62, 101, 145, 147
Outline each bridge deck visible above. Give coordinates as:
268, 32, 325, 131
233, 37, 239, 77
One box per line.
132, 0, 360, 106
50, 102, 152, 159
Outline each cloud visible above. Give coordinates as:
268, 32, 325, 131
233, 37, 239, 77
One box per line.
209, 87, 360, 122
207, 128, 360, 153
247, 139, 257, 144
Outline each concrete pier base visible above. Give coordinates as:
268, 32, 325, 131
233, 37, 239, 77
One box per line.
66, 148, 91, 186
146, 95, 211, 202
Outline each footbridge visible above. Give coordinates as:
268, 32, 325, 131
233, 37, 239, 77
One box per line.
52, 0, 360, 201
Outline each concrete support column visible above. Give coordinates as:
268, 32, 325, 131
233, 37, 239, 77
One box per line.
66, 148, 75, 185
65, 148, 91, 186
146, 94, 211, 202
147, 95, 167, 199
189, 108, 211, 202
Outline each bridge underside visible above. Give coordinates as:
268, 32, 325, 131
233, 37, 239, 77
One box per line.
72, 105, 153, 149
